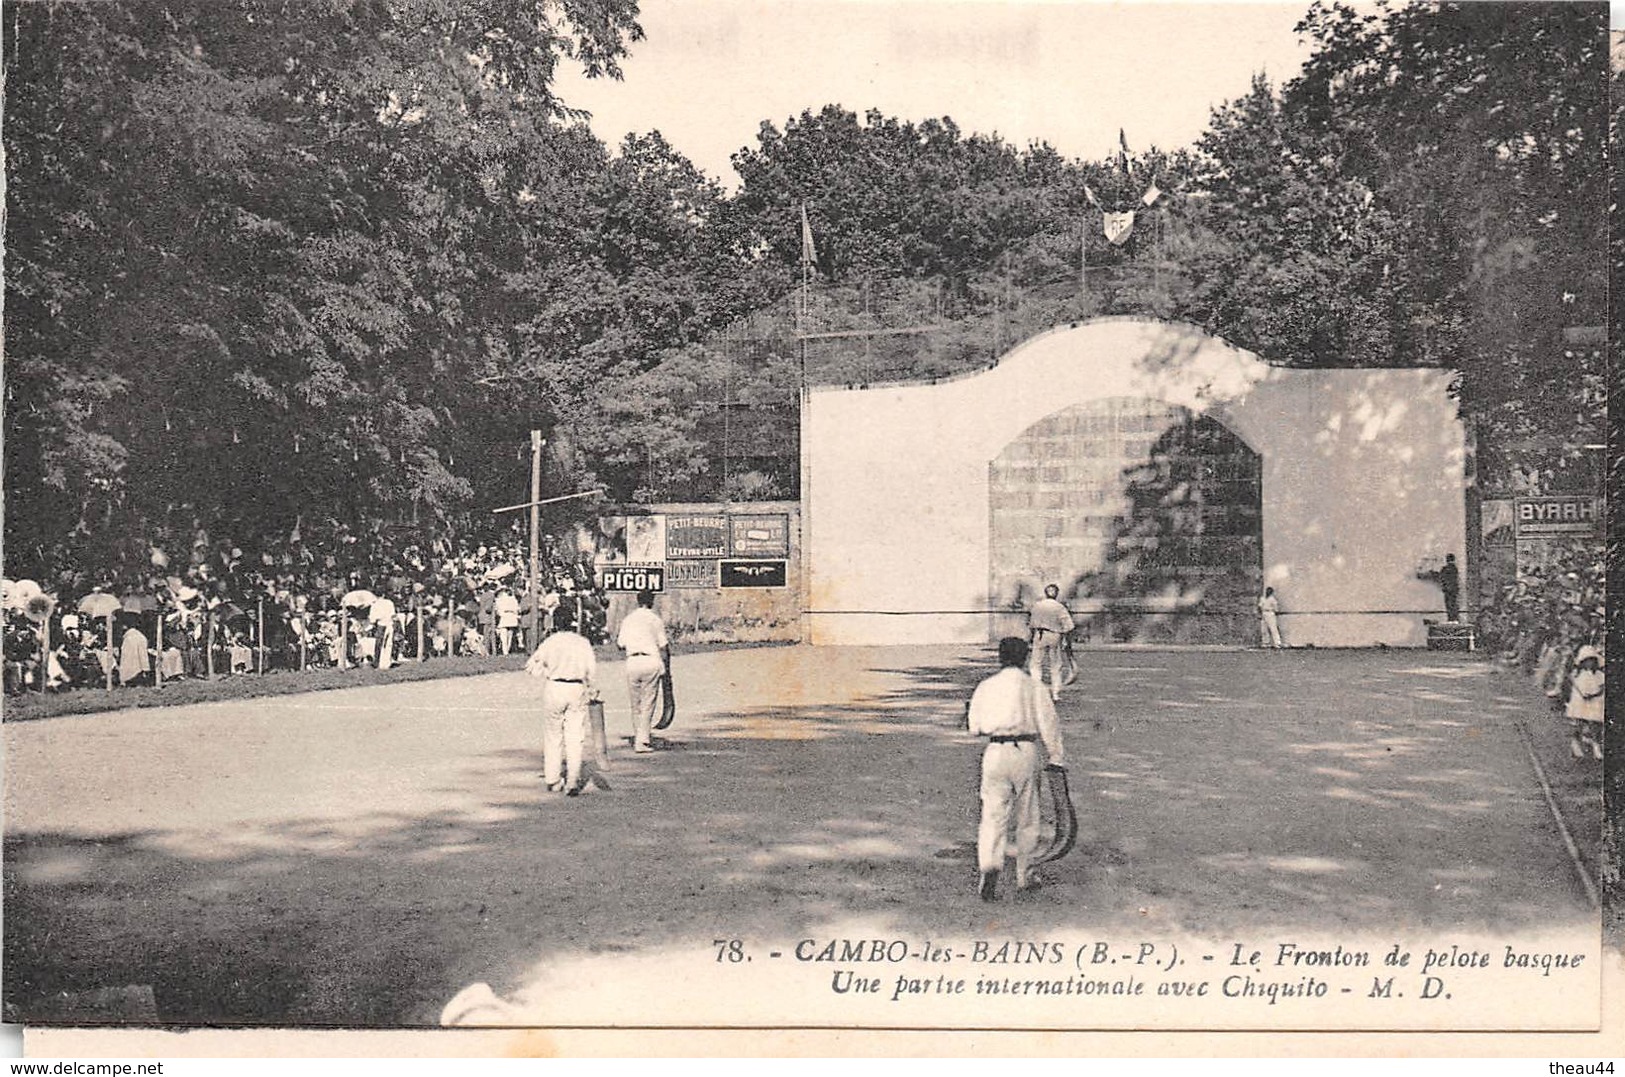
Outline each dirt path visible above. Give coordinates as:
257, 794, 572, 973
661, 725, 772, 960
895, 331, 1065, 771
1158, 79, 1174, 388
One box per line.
4, 646, 1598, 1027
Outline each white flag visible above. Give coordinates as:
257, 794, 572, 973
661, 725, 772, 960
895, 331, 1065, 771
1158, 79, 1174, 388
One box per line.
800, 204, 818, 265
1103, 211, 1136, 246
1140, 182, 1161, 207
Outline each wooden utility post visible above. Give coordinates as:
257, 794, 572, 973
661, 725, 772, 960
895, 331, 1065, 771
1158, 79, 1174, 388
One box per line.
415, 596, 425, 663
528, 430, 544, 649
495, 447, 599, 650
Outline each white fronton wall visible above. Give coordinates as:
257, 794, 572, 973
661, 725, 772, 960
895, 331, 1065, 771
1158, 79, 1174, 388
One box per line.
803, 318, 1466, 647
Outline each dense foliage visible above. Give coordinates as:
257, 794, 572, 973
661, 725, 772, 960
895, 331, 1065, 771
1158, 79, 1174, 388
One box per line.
4, 1, 1607, 595
4, 0, 729, 583
1193, 2, 1607, 492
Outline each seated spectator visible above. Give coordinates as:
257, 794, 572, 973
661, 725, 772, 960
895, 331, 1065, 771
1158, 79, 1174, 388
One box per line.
323, 618, 344, 666
44, 643, 69, 691
436, 612, 464, 657
229, 633, 253, 674
118, 619, 152, 687
4, 615, 38, 694
159, 643, 186, 682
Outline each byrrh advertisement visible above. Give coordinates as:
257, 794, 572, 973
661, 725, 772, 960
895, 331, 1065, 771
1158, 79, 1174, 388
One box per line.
4, 0, 1617, 1064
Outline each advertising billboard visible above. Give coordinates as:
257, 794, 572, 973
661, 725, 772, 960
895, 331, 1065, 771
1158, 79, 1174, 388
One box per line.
600, 564, 666, 592
720, 560, 787, 588
729, 514, 789, 557
666, 514, 729, 559
667, 560, 718, 589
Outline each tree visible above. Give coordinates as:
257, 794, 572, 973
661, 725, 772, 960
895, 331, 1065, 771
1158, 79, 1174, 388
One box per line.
727, 105, 1072, 285
1184, 2, 1607, 490
3, 0, 649, 582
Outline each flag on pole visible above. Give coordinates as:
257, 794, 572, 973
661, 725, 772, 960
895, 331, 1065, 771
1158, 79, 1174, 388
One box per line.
800, 204, 818, 266
1083, 184, 1100, 208
1118, 129, 1132, 176
1103, 211, 1136, 246
1140, 182, 1161, 207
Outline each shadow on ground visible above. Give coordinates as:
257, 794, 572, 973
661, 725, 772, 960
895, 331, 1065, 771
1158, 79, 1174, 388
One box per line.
3, 647, 1598, 1027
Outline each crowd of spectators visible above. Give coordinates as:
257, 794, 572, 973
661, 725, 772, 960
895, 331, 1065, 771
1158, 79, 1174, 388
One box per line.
2, 519, 612, 696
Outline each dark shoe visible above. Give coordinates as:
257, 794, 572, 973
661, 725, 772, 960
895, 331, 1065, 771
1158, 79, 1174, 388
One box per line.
565, 782, 583, 797
978, 871, 999, 902
545, 781, 564, 792
1016, 873, 1045, 894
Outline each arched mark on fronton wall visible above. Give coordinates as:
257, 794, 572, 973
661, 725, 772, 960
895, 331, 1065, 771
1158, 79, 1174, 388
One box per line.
989, 399, 1262, 645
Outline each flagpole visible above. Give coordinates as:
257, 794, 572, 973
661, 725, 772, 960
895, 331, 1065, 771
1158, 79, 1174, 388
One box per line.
1153, 211, 1162, 296
1080, 218, 1088, 298
798, 203, 810, 393
798, 203, 812, 646
1081, 180, 1103, 310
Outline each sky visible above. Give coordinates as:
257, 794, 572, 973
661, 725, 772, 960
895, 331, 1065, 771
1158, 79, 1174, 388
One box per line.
551, 0, 1319, 187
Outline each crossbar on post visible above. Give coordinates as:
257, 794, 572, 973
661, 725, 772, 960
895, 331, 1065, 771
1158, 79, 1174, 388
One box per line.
490, 489, 601, 515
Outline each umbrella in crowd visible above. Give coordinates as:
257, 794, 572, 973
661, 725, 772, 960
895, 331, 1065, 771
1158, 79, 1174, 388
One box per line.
5, 579, 45, 611
484, 563, 516, 582
23, 592, 56, 625
341, 589, 377, 611
76, 592, 122, 619
119, 593, 162, 614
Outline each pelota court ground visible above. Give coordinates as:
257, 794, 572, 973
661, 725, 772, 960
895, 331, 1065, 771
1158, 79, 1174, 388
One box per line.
2, 644, 1603, 1027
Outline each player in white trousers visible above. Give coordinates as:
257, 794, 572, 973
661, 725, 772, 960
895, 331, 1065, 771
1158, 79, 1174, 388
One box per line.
967, 637, 1066, 900
526, 605, 597, 796
616, 589, 669, 754
1258, 586, 1283, 649
1027, 583, 1075, 701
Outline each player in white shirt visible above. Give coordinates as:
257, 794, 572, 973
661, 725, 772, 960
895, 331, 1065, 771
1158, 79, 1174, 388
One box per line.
616, 590, 669, 754
1257, 586, 1282, 649
966, 637, 1065, 900
1027, 583, 1076, 701
525, 605, 598, 795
